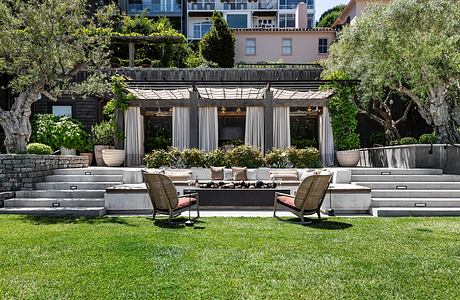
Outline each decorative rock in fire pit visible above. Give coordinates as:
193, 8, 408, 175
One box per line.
199, 181, 277, 189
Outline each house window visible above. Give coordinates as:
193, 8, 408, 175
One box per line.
279, 13, 295, 28
192, 22, 211, 39
227, 14, 248, 29
245, 38, 256, 55
282, 38, 292, 56
318, 38, 328, 54
307, 14, 315, 28
52, 105, 73, 117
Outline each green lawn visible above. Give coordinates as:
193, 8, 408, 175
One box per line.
1, 216, 460, 299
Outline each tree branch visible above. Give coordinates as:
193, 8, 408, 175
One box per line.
359, 108, 386, 126
41, 90, 58, 102
395, 99, 414, 126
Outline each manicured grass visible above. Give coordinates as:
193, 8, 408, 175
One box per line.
1, 216, 460, 299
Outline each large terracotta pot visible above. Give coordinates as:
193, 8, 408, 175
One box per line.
60, 147, 76, 156
337, 150, 360, 167
80, 152, 93, 166
94, 145, 113, 166
102, 149, 125, 167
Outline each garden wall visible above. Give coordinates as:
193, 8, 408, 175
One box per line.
0, 154, 88, 192
358, 144, 460, 174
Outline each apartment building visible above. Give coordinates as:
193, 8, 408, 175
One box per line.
116, 0, 315, 40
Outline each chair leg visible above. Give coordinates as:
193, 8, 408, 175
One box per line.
317, 210, 321, 221
196, 204, 200, 218
273, 201, 277, 218
300, 214, 305, 223
152, 209, 156, 220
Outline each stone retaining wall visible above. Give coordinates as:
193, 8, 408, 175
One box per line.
0, 154, 88, 192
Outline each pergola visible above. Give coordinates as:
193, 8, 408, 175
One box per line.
124, 79, 334, 153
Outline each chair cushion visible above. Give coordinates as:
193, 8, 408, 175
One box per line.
165, 171, 192, 182
232, 167, 247, 181
176, 197, 197, 210
211, 167, 224, 180
246, 169, 257, 181
270, 170, 298, 181
276, 195, 300, 211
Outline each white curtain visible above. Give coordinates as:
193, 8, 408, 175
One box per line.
273, 106, 291, 149
199, 107, 218, 152
245, 107, 264, 152
172, 107, 190, 150
319, 106, 335, 166
124, 107, 144, 166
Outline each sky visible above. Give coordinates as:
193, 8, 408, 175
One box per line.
315, 0, 350, 21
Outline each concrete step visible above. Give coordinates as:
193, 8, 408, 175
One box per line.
372, 207, 460, 217
45, 175, 123, 182
351, 168, 443, 176
15, 190, 105, 199
34, 182, 121, 190
0, 207, 106, 217
351, 174, 460, 182
371, 190, 460, 198
371, 198, 460, 208
4, 198, 105, 208
54, 167, 125, 176
354, 182, 460, 190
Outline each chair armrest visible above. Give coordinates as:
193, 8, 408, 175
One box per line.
180, 192, 198, 198
275, 192, 294, 198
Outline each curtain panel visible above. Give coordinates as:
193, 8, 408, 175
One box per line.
273, 106, 291, 149
199, 107, 218, 152
319, 106, 335, 166
124, 107, 144, 167
172, 107, 190, 150
245, 107, 265, 153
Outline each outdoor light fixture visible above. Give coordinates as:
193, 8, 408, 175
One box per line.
327, 188, 335, 216
307, 106, 312, 113
221, 107, 226, 113
236, 107, 241, 112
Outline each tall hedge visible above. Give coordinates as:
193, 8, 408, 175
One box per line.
200, 11, 235, 68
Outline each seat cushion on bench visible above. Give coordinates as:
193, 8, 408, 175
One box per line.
276, 195, 300, 211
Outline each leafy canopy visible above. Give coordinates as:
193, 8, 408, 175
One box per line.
200, 11, 235, 68
317, 4, 346, 27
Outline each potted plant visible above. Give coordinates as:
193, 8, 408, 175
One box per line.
91, 120, 117, 166
55, 117, 87, 156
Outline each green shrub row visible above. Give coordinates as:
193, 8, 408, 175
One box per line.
144, 145, 322, 169
26, 143, 53, 155
390, 133, 439, 146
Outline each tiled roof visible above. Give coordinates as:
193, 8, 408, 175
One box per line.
232, 27, 337, 32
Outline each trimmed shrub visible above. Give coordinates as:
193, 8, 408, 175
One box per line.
182, 148, 206, 167
419, 133, 437, 144
26, 143, 53, 155
226, 145, 265, 168
144, 149, 171, 168
399, 137, 418, 145
265, 148, 293, 168
286, 147, 322, 168
204, 149, 229, 167
168, 147, 187, 169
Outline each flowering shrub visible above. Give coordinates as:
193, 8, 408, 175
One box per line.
226, 145, 265, 168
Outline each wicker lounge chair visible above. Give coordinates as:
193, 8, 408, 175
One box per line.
274, 174, 332, 223
143, 171, 199, 221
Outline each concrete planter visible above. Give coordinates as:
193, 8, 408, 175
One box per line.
102, 149, 125, 167
337, 150, 360, 167
94, 145, 113, 166
60, 147, 76, 156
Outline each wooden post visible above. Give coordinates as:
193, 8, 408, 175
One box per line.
128, 42, 135, 68
264, 90, 273, 153
189, 91, 199, 149
114, 109, 124, 150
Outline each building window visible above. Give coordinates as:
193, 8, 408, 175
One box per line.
52, 105, 73, 117
318, 38, 328, 54
307, 13, 315, 28
245, 38, 256, 56
279, 0, 314, 9
282, 38, 292, 56
192, 22, 211, 39
279, 13, 295, 28
227, 14, 248, 29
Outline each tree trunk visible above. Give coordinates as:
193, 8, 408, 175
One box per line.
383, 121, 400, 142
0, 88, 40, 153
428, 89, 460, 143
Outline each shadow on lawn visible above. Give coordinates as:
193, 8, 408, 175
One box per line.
20, 216, 137, 226
152, 217, 206, 230
284, 218, 353, 230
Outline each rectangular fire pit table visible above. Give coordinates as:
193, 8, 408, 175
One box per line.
183, 188, 291, 207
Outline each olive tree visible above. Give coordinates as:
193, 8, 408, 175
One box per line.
324, 0, 460, 142
0, 0, 115, 153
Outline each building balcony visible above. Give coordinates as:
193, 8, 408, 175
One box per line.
187, 1, 216, 11
127, 3, 181, 15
